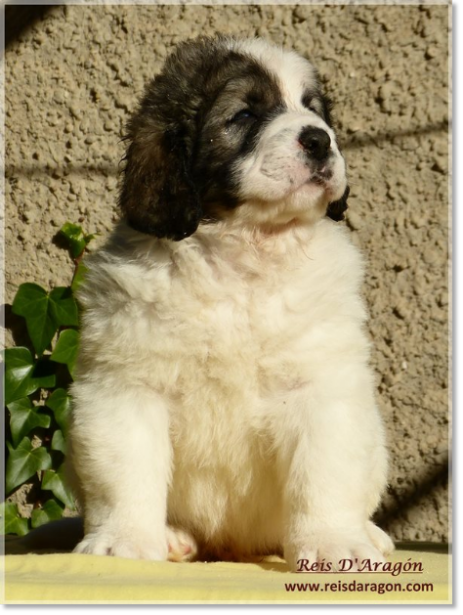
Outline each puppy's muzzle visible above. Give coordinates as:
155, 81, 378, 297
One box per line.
298, 127, 331, 162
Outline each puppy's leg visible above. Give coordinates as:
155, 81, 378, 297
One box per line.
69, 378, 171, 560
275, 369, 392, 572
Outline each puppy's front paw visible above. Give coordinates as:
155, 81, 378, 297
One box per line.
366, 521, 395, 556
74, 529, 168, 561
285, 528, 389, 573
167, 526, 197, 562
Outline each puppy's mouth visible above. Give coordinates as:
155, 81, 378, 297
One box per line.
288, 163, 344, 203
287, 168, 334, 199
308, 166, 334, 186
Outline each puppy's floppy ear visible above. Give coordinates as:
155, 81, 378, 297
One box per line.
326, 185, 350, 222
119, 100, 202, 241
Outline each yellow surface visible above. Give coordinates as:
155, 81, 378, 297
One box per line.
1, 546, 452, 604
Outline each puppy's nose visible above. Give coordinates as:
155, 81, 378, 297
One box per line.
298, 127, 331, 161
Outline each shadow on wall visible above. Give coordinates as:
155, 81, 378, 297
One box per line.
4, 121, 449, 180
374, 458, 449, 533
5, 5, 55, 50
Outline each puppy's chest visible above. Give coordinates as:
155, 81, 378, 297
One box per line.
179, 256, 292, 329
164, 254, 312, 391
164, 259, 307, 458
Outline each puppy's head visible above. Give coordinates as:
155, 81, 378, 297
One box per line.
120, 36, 349, 240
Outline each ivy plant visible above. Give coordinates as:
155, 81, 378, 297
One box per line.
2, 223, 93, 535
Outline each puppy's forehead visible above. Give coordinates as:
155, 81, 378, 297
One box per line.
226, 38, 318, 107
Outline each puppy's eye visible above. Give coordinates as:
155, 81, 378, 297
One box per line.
230, 109, 257, 123
302, 95, 320, 115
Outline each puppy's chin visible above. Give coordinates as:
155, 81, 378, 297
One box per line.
231, 177, 346, 229
229, 195, 324, 229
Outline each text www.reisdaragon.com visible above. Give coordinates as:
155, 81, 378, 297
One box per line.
284, 580, 433, 595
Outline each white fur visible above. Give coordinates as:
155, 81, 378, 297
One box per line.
68, 38, 393, 569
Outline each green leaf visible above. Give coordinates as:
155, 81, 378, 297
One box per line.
4, 347, 39, 404
7, 397, 51, 447
59, 222, 94, 259
50, 329, 79, 377
32, 357, 57, 387
1, 502, 29, 536
45, 389, 72, 434
51, 429, 66, 454
6, 438, 53, 495
42, 465, 76, 509
12, 283, 78, 356
31, 499, 64, 529
12, 284, 58, 356
49, 287, 79, 328
71, 262, 88, 294
4, 347, 56, 405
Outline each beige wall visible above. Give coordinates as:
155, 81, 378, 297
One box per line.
5, 3, 450, 543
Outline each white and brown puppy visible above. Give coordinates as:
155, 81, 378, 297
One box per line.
68, 36, 394, 570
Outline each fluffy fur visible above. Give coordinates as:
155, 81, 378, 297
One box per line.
68, 36, 393, 570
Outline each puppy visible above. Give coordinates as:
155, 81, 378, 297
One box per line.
68, 36, 394, 570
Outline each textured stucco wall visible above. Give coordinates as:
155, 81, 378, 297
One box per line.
4, 3, 450, 543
